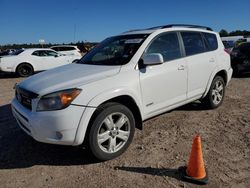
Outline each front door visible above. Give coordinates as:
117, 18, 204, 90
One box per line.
139, 32, 188, 116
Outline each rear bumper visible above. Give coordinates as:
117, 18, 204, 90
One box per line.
11, 98, 85, 145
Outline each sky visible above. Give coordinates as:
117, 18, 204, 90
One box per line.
0, 0, 250, 45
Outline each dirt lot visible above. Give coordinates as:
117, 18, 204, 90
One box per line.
0, 73, 250, 188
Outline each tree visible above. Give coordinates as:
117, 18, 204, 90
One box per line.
219, 29, 229, 37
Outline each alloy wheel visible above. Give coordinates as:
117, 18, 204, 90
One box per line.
211, 80, 224, 105
97, 112, 130, 153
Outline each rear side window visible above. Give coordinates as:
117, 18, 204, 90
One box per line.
51, 47, 59, 51
45, 50, 58, 56
145, 32, 182, 62
32, 50, 57, 57
32, 51, 40, 56
60, 47, 75, 51
203, 33, 218, 51
181, 32, 206, 56
51, 47, 75, 51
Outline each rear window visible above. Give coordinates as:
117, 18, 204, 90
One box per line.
181, 32, 206, 56
203, 33, 218, 51
12, 49, 24, 55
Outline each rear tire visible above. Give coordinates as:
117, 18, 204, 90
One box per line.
202, 76, 225, 109
88, 102, 135, 161
72, 59, 79, 63
16, 63, 34, 77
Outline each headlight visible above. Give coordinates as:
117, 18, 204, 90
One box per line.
37, 88, 81, 111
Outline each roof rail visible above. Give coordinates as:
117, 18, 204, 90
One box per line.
147, 24, 213, 31
123, 29, 142, 33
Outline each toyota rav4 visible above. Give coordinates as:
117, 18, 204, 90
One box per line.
12, 24, 233, 160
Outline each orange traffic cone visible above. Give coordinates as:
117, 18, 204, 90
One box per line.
179, 135, 208, 185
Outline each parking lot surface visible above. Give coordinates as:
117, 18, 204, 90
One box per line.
0, 73, 250, 188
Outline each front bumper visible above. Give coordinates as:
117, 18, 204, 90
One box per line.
11, 98, 85, 145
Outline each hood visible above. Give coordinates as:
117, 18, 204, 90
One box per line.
19, 63, 121, 95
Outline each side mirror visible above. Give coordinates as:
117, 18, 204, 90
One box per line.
142, 53, 164, 65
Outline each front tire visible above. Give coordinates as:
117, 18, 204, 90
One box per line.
202, 76, 225, 109
16, 63, 34, 77
88, 103, 135, 161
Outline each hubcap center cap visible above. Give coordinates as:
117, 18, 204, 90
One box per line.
110, 128, 119, 137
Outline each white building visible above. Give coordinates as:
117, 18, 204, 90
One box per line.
221, 36, 244, 42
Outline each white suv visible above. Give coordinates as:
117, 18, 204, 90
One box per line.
12, 24, 232, 160
50, 45, 82, 57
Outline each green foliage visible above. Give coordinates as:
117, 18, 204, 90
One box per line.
1, 29, 250, 50
0, 41, 98, 51
219, 29, 250, 37
219, 29, 229, 37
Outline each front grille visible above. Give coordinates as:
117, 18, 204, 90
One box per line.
15, 86, 38, 110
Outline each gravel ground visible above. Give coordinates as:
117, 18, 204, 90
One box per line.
0, 72, 250, 188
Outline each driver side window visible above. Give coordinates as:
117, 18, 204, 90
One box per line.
145, 32, 182, 62
45, 50, 58, 57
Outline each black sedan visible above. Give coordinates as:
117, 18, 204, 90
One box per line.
231, 42, 250, 75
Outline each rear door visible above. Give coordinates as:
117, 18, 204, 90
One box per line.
180, 31, 217, 99
43, 50, 72, 69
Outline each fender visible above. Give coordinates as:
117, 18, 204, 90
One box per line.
73, 87, 143, 145
202, 67, 226, 98
88, 87, 143, 110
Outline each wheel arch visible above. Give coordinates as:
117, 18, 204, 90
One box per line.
95, 95, 143, 130
74, 92, 143, 146
72, 59, 79, 63
15, 62, 34, 73
202, 69, 228, 98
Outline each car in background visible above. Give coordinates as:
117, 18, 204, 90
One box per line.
50, 45, 82, 57
0, 49, 19, 57
222, 41, 234, 52
0, 48, 80, 77
231, 42, 250, 74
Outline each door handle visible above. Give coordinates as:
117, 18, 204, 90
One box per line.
178, 65, 185, 70
209, 58, 215, 62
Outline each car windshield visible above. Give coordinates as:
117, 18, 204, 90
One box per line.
77, 34, 149, 66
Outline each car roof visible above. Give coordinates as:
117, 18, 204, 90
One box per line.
19, 48, 56, 55
24, 48, 54, 52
